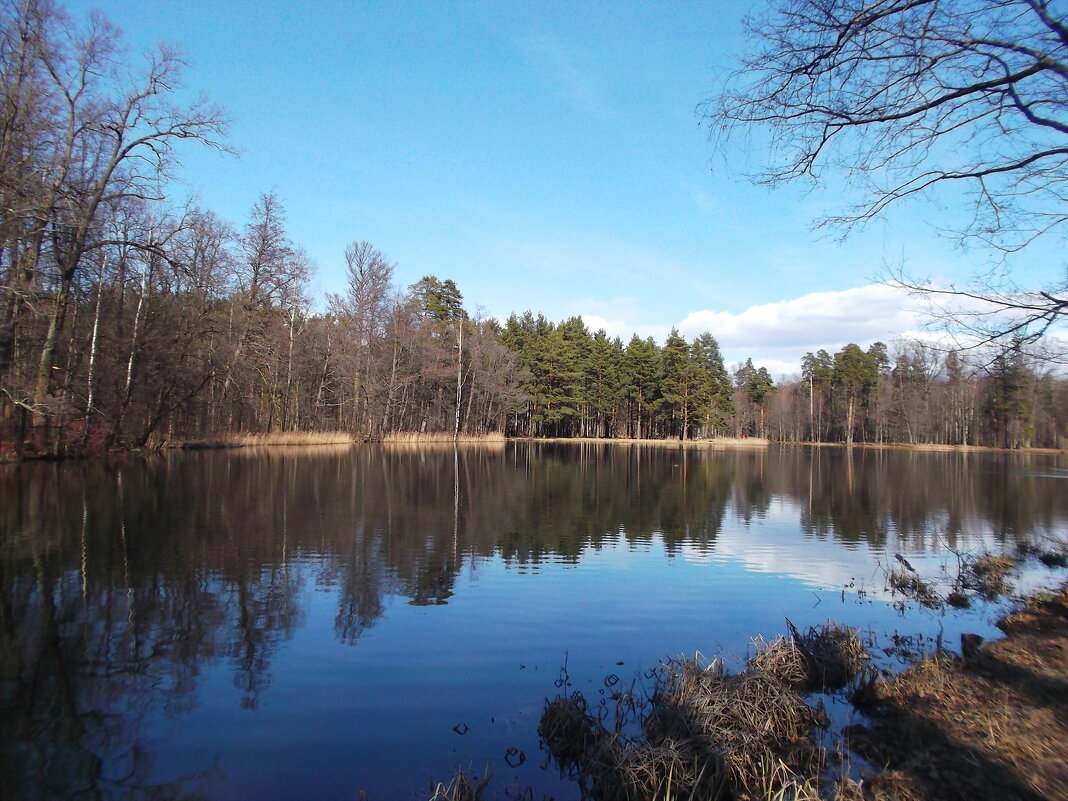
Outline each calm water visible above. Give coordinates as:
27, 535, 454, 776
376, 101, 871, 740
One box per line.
2, 443, 1066, 800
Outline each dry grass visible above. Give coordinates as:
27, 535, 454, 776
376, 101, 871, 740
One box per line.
747, 635, 809, 690
539, 651, 825, 801
448, 585, 1068, 801
181, 431, 354, 448
427, 767, 491, 801
888, 568, 942, 609
645, 657, 821, 796
382, 431, 506, 444
538, 694, 606, 771
804, 441, 1066, 455
528, 436, 770, 449
848, 585, 1068, 801
785, 621, 869, 692
958, 553, 1017, 599
587, 737, 727, 801
705, 436, 770, 449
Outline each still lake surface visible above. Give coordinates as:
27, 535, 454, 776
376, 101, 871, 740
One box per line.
2, 443, 1067, 800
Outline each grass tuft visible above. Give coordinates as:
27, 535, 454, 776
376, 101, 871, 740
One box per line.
784, 620, 869, 692
889, 567, 942, 609
958, 553, 1017, 599
539, 650, 826, 801
427, 766, 490, 801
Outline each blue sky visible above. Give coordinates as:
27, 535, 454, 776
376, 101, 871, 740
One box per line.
68, 0, 1061, 377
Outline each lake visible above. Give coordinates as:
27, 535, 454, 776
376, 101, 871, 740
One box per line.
2, 443, 1066, 800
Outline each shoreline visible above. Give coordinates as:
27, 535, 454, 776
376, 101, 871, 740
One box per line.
846, 582, 1068, 800
513, 435, 771, 448
167, 434, 1066, 456
791, 440, 1067, 455
3, 432, 1065, 462
431, 577, 1068, 801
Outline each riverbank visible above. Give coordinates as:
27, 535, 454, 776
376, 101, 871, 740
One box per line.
430, 579, 1068, 801
142, 434, 1068, 455
847, 584, 1068, 801
516, 436, 771, 448
4, 431, 1065, 462
178, 431, 508, 449
179, 431, 357, 448
794, 440, 1066, 455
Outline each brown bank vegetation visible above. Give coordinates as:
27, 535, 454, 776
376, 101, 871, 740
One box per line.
430, 580, 1068, 801
847, 586, 1068, 801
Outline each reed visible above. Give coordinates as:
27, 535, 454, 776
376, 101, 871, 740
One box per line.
530, 436, 770, 449
382, 431, 506, 444
785, 621, 869, 692
427, 767, 490, 801
181, 431, 354, 449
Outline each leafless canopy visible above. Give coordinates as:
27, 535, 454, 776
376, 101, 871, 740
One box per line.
711, 0, 1067, 244
707, 0, 1067, 355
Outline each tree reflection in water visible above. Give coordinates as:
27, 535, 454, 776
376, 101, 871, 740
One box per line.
1, 444, 1064, 799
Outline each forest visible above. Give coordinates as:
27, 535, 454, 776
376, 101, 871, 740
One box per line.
1, 0, 1065, 456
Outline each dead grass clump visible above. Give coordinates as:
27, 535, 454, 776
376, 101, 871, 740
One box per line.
787, 621, 869, 692
600, 741, 727, 801
847, 665, 882, 712
857, 770, 925, 801
646, 657, 820, 796
538, 694, 606, 771
1039, 550, 1068, 568
747, 635, 808, 690
230, 431, 354, 446
946, 590, 971, 608
888, 567, 941, 609
539, 650, 826, 801
427, 767, 490, 801
997, 584, 1068, 634
959, 553, 1016, 599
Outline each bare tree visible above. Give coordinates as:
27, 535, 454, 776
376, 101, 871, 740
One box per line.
218, 191, 309, 430
708, 0, 1067, 355
0, 0, 229, 431
329, 240, 393, 435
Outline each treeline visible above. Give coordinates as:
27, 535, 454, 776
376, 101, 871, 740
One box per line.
498, 323, 1067, 449
1, 1, 1065, 456
0, 1, 528, 453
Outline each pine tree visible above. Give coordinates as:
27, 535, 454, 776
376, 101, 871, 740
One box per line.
623, 335, 662, 439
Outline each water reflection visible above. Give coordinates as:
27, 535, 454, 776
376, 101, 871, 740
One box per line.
0, 444, 1065, 800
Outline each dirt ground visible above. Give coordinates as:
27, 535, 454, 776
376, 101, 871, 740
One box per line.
846, 585, 1068, 801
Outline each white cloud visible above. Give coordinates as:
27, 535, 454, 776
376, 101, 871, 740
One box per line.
676, 283, 933, 376
677, 283, 925, 351
571, 282, 938, 379
580, 313, 669, 343
568, 282, 1068, 379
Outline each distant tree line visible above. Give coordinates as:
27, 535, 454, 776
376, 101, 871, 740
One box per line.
1, 0, 1064, 455
0, 0, 530, 453
498, 322, 1067, 449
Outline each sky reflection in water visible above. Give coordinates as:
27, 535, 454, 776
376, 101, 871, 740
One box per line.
1, 443, 1066, 800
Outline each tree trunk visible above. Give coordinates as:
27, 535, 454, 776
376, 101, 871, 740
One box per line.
81, 255, 107, 446
845, 393, 855, 447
